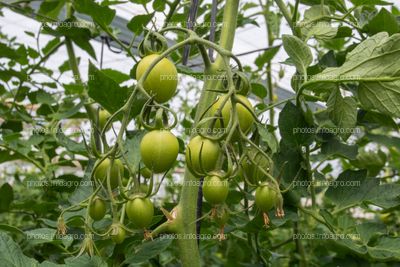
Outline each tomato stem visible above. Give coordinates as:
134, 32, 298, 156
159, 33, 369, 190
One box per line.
176, 1, 240, 266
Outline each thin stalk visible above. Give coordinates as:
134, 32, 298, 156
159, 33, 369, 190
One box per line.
294, 221, 308, 267
260, 0, 276, 128
163, 0, 180, 28
274, 0, 301, 37
305, 146, 316, 209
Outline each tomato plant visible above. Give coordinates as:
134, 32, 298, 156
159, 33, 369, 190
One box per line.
1, 0, 400, 266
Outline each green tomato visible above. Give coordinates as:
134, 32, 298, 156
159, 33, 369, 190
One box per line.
139, 184, 150, 194
255, 185, 278, 212
111, 224, 126, 244
202, 175, 229, 205
98, 109, 111, 131
89, 197, 106, 221
140, 130, 179, 173
140, 167, 152, 179
94, 158, 124, 189
186, 136, 220, 174
136, 54, 178, 103
210, 94, 254, 135
126, 197, 154, 228
241, 148, 270, 183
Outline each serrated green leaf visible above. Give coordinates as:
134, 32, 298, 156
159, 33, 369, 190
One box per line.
300, 5, 338, 41
0, 233, 38, 266
282, 35, 313, 74
305, 33, 400, 117
326, 87, 357, 140
325, 170, 400, 211
358, 81, 400, 117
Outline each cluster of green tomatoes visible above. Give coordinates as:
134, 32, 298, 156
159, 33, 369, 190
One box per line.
63, 32, 284, 247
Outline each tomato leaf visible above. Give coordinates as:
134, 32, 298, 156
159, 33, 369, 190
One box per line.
326, 87, 357, 140
88, 62, 132, 113
123, 238, 172, 264
25, 228, 56, 245
325, 170, 400, 210
127, 13, 154, 35
74, 0, 116, 27
282, 35, 313, 74
101, 69, 131, 84
363, 8, 399, 35
321, 137, 358, 160
38, 0, 66, 20
0, 233, 38, 266
350, 0, 393, 6
251, 82, 267, 99
278, 102, 314, 146
300, 5, 338, 41
0, 42, 20, 60
0, 183, 13, 212
254, 46, 281, 69
304, 32, 400, 117
152, 0, 166, 12
69, 159, 95, 205
358, 80, 400, 117
123, 130, 146, 171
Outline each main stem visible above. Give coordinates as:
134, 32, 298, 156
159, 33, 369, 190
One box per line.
260, 0, 275, 130
176, 1, 240, 266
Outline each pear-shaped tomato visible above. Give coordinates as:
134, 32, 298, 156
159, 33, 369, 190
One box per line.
89, 197, 106, 221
